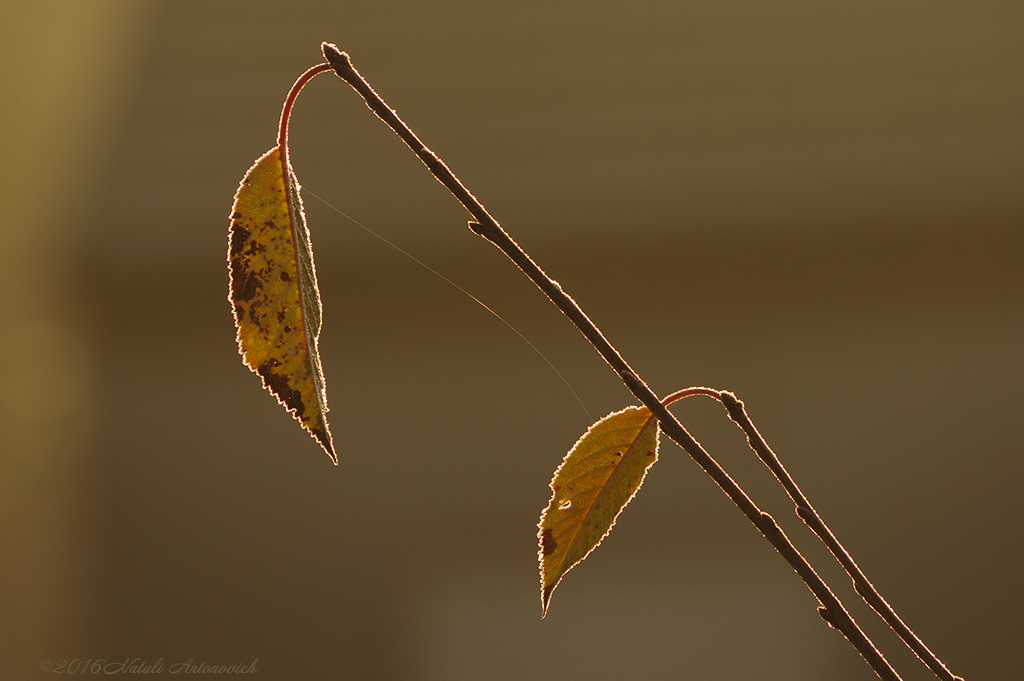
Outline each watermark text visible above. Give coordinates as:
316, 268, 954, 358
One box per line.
39, 658, 258, 675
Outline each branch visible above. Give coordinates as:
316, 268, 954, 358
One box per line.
322, 42, 901, 680
719, 392, 963, 681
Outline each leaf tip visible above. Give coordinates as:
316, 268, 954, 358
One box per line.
309, 421, 337, 464
538, 527, 561, 617
541, 581, 556, 618
313, 425, 337, 465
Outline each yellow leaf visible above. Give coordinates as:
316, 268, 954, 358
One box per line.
538, 405, 660, 614
228, 145, 334, 463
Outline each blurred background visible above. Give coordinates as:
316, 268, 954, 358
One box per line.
2, 1, 1021, 679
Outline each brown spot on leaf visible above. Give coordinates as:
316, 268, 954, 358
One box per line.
541, 529, 557, 556
244, 239, 266, 256
231, 265, 261, 302
280, 270, 290, 281
229, 223, 251, 257
257, 361, 306, 418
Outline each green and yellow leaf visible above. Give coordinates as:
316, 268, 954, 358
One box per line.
538, 405, 660, 615
228, 145, 335, 462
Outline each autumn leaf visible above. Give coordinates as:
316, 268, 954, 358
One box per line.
538, 405, 660, 615
228, 63, 337, 463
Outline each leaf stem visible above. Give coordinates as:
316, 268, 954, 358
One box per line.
661, 386, 722, 406
278, 62, 333, 166
322, 42, 901, 680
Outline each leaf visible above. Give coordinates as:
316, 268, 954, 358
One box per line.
538, 405, 660, 615
228, 145, 335, 463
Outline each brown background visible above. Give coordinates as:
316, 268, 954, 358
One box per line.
2, 1, 1021, 679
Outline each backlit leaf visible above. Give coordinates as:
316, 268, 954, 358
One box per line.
538, 405, 660, 615
228, 145, 335, 462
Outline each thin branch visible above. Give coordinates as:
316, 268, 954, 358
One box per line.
662, 388, 963, 680
321, 42, 901, 680
718, 391, 964, 681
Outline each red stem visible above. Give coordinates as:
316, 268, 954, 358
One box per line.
661, 387, 721, 407
277, 62, 333, 161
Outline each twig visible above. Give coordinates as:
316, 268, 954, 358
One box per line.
322, 42, 900, 680
718, 391, 963, 681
